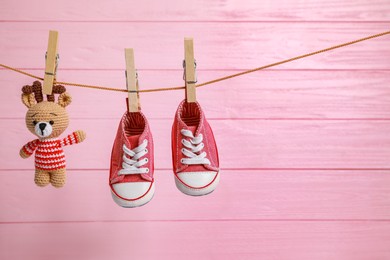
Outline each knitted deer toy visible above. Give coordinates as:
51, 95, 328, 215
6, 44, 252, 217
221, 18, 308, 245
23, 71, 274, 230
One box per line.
20, 81, 86, 188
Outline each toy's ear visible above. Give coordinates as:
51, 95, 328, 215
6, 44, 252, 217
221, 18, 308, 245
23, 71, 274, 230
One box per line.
58, 92, 72, 108
21, 93, 36, 108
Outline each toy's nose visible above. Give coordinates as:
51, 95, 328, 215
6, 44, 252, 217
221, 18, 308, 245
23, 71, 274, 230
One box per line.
39, 123, 46, 131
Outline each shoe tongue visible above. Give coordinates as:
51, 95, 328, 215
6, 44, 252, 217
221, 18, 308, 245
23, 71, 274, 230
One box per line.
127, 134, 141, 148
186, 125, 197, 135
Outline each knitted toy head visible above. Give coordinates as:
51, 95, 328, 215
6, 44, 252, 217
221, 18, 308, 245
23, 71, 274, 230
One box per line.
22, 81, 71, 139
20, 81, 86, 188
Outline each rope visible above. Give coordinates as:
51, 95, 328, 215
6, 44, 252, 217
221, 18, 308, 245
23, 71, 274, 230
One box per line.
0, 63, 43, 81
1, 30, 389, 94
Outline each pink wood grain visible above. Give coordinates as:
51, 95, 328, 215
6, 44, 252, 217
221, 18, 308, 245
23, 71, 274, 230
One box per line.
0, 23, 389, 70
1, 0, 390, 22
1, 0, 390, 259
1, 170, 390, 222
2, 119, 390, 170
1, 221, 390, 260
2, 70, 390, 120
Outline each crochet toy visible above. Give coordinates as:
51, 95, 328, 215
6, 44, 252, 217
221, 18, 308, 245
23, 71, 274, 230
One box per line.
19, 81, 86, 188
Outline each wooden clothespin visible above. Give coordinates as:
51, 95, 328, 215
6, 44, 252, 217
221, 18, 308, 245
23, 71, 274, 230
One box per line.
125, 48, 140, 112
43, 30, 59, 95
184, 37, 197, 103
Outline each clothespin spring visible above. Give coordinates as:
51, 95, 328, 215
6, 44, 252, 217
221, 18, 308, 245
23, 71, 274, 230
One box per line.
45, 52, 60, 79
183, 60, 197, 84
125, 70, 139, 93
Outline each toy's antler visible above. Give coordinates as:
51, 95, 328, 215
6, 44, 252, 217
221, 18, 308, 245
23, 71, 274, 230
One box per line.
22, 81, 69, 107
47, 84, 66, 102
22, 81, 43, 103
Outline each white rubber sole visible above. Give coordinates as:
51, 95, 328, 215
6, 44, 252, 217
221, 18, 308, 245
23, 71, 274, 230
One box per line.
111, 182, 155, 208
174, 172, 220, 196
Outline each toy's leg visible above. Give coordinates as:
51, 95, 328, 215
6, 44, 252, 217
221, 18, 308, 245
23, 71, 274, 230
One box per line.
50, 168, 67, 188
34, 170, 50, 187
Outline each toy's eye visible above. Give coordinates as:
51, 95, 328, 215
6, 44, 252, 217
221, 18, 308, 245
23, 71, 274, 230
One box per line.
33, 120, 38, 126
49, 120, 54, 125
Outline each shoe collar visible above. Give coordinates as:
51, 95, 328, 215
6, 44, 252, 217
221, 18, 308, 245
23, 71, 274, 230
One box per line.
121, 111, 150, 148
176, 99, 205, 135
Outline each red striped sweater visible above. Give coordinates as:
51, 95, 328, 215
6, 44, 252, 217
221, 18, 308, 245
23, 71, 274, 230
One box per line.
22, 132, 81, 171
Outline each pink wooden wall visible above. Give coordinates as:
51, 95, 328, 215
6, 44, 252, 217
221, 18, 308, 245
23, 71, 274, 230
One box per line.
1, 1, 390, 259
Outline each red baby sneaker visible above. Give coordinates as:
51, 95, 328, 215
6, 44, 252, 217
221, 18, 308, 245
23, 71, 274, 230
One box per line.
109, 111, 154, 207
172, 100, 220, 196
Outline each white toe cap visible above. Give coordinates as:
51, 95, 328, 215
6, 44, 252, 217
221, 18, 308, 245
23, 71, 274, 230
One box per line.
177, 171, 217, 188
112, 182, 152, 200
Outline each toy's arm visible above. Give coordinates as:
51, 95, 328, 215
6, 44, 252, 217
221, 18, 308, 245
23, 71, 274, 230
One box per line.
60, 130, 86, 147
20, 139, 39, 159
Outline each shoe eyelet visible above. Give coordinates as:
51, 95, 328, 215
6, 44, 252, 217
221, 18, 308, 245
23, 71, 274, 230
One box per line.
146, 168, 149, 173
180, 159, 184, 164
145, 158, 148, 162
145, 148, 148, 153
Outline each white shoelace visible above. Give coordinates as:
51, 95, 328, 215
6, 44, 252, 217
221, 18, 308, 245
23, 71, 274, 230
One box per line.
180, 129, 210, 165
119, 139, 149, 175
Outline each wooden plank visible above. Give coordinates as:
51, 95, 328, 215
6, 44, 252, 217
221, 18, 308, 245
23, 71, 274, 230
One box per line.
2, 70, 390, 119
1, 0, 389, 22
1, 221, 390, 260
1, 170, 390, 222
0, 23, 389, 70
2, 119, 390, 170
